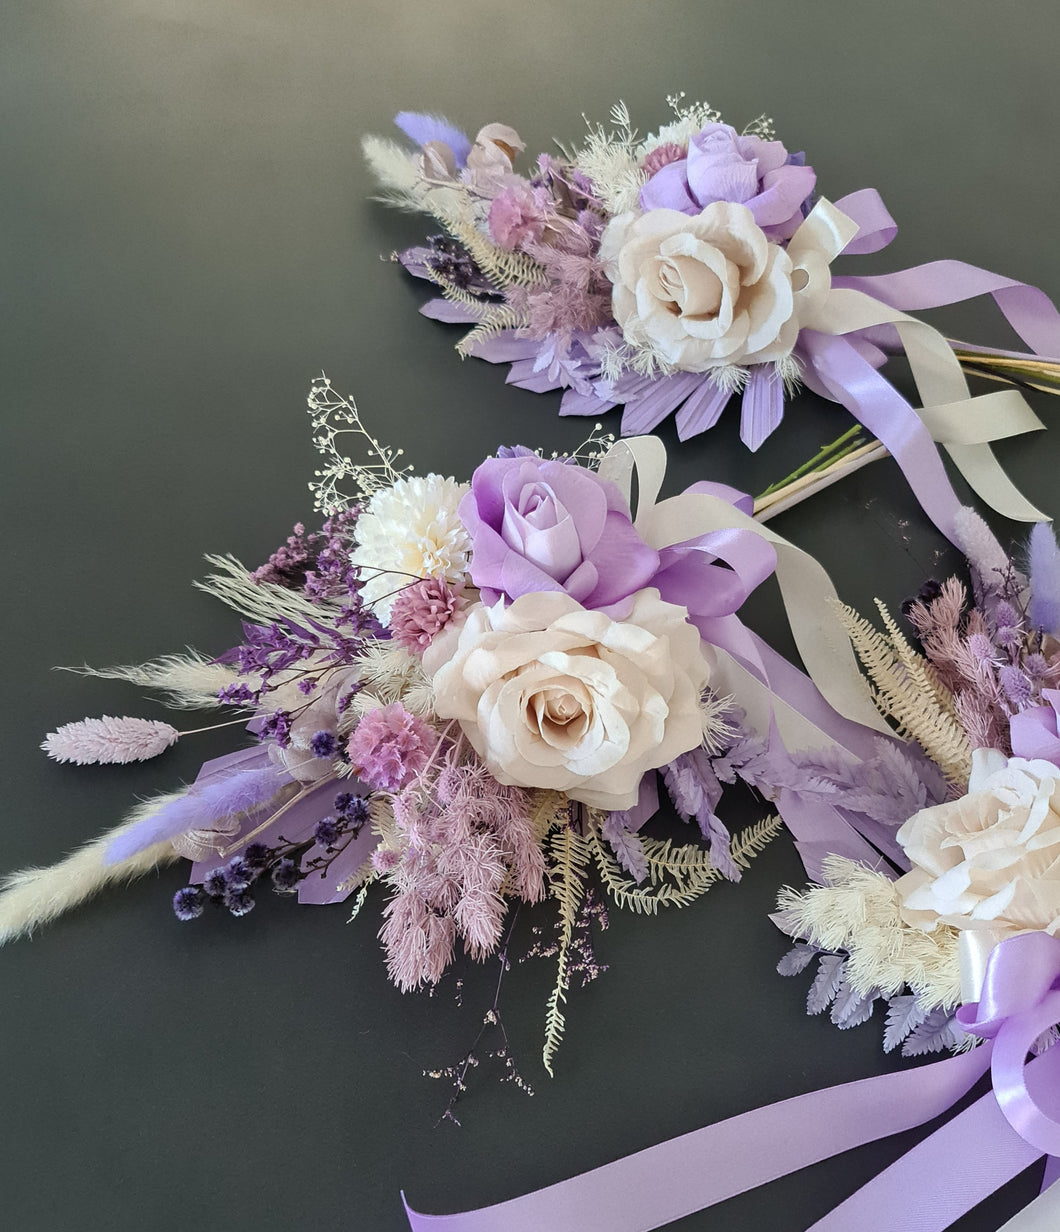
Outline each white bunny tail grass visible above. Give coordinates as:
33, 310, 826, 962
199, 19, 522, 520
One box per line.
62, 651, 238, 710
0, 791, 185, 945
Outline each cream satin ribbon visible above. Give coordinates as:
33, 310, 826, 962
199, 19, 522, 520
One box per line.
599, 435, 890, 740
792, 198, 1046, 521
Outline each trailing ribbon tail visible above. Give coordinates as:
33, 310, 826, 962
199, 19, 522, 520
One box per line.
402, 936, 1060, 1231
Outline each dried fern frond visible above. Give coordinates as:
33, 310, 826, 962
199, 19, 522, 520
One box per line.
589, 814, 781, 916
442, 217, 546, 290
344, 872, 377, 921
542, 823, 591, 1076
835, 599, 971, 785
456, 306, 534, 356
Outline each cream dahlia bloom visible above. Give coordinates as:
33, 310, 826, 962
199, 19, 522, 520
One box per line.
425, 588, 710, 811
352, 474, 471, 619
599, 201, 799, 370
895, 749, 1060, 936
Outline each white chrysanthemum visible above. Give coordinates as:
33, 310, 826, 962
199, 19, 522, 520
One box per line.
352, 474, 471, 619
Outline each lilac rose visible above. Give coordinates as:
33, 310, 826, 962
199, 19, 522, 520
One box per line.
1010, 688, 1060, 767
459, 454, 660, 610
640, 123, 816, 243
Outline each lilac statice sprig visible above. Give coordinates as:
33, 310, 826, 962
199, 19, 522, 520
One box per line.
426, 905, 535, 1127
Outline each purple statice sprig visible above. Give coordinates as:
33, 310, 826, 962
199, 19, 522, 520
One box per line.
174, 794, 372, 921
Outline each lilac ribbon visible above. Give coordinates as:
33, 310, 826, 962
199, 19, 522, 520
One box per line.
401, 1049, 990, 1231
403, 934, 1060, 1231
956, 932, 1060, 1156
799, 329, 966, 542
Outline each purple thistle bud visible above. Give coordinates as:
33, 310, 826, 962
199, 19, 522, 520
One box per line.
968, 632, 999, 663
243, 842, 271, 869
996, 601, 1022, 631
372, 847, 401, 874
314, 816, 341, 847
310, 730, 337, 759
225, 888, 255, 917
1025, 653, 1050, 683
999, 665, 1034, 708
333, 792, 355, 815
202, 868, 228, 899
271, 858, 300, 893
226, 856, 254, 890
173, 886, 206, 921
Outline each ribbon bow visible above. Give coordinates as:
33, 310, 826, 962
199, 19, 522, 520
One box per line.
956, 931, 1060, 1156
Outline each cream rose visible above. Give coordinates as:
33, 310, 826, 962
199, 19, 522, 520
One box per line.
425, 588, 709, 810
895, 749, 1060, 936
599, 201, 801, 371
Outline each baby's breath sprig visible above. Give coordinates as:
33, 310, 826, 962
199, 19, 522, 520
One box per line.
307, 374, 412, 513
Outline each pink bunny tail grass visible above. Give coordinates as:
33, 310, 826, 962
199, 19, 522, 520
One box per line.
42, 716, 179, 765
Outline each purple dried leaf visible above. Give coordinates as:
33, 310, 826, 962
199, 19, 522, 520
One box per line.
901, 1007, 966, 1057
882, 994, 930, 1053
777, 943, 817, 977
806, 953, 845, 1016
830, 975, 878, 1029
602, 813, 649, 884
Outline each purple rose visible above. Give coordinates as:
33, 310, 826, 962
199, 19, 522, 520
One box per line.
639, 123, 816, 242
1010, 688, 1060, 767
459, 454, 660, 610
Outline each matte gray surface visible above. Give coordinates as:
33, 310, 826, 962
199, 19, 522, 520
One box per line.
3, 3, 1059, 1229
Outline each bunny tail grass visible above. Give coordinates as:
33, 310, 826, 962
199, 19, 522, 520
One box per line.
0, 791, 186, 944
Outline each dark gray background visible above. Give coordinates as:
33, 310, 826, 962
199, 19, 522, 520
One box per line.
3, 3, 1059, 1229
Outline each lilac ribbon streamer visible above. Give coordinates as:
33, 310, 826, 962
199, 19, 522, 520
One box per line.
401, 1049, 990, 1231
403, 936, 1060, 1232
799, 329, 965, 541
833, 263, 1060, 357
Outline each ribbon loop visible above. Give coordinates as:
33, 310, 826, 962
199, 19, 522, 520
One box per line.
956, 932, 1060, 1157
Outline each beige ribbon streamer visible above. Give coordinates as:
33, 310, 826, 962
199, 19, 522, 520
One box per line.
797, 200, 1047, 522
600, 436, 890, 737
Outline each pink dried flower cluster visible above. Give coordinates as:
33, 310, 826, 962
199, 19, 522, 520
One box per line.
378, 758, 545, 992
641, 142, 686, 176
388, 577, 467, 654
346, 702, 436, 792
906, 571, 1060, 756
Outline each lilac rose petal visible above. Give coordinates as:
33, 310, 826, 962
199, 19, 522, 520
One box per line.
460, 455, 660, 610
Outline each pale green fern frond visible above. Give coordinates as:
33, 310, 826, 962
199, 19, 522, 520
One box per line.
542, 824, 591, 1076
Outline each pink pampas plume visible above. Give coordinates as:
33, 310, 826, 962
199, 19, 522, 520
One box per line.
42, 716, 179, 765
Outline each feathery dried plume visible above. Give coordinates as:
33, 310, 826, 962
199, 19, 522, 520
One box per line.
105, 767, 292, 864
42, 716, 179, 765
65, 652, 237, 710
0, 792, 187, 945
777, 857, 962, 1009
